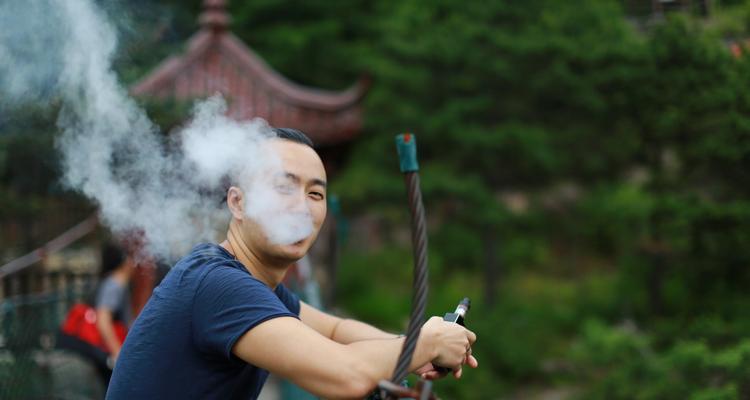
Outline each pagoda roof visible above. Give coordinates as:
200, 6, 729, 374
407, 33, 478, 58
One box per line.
130, 0, 368, 145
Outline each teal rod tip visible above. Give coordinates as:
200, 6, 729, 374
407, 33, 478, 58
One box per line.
395, 133, 419, 173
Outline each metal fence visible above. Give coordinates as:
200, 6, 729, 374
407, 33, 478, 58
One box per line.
0, 272, 102, 400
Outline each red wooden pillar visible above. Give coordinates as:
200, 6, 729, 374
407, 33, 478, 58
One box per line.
122, 232, 156, 319
131, 260, 155, 318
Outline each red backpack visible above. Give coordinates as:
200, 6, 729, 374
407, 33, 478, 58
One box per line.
60, 303, 127, 353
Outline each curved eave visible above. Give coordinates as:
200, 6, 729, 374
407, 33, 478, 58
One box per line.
130, 31, 369, 112
221, 33, 369, 111
130, 31, 214, 97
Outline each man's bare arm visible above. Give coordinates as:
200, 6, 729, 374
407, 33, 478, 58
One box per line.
299, 301, 398, 344
232, 315, 475, 399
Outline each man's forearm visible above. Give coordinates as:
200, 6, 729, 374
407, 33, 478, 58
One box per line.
332, 318, 400, 344
299, 302, 398, 344
233, 316, 439, 399
344, 333, 436, 388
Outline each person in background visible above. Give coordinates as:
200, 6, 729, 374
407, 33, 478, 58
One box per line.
95, 242, 135, 365
57, 241, 134, 388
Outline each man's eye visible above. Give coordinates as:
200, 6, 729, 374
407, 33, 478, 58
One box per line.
275, 184, 295, 194
309, 191, 325, 201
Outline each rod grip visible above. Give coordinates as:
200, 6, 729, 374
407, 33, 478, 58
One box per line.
395, 133, 419, 173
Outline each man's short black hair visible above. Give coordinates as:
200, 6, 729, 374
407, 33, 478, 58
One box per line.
219, 127, 314, 204
272, 127, 314, 148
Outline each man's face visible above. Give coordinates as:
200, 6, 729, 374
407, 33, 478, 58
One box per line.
238, 139, 327, 264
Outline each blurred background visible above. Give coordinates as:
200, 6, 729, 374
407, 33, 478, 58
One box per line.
2, 0, 750, 398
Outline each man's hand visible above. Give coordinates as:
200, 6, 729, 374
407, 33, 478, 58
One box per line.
414, 349, 479, 380
417, 316, 478, 378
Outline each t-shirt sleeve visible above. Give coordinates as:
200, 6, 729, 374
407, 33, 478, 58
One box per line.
96, 278, 125, 311
192, 266, 299, 359
274, 284, 301, 316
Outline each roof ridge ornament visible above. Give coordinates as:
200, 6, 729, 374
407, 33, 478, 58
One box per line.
199, 0, 230, 33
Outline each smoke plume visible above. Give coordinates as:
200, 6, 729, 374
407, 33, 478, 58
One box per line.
0, 0, 314, 261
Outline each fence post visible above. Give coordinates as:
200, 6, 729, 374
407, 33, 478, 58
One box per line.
74, 272, 84, 303
60, 271, 72, 318
10, 274, 20, 298
41, 272, 52, 295
84, 272, 96, 299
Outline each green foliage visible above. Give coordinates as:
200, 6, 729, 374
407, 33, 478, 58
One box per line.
324, 1, 750, 396
0, 104, 63, 218
229, 0, 376, 89
139, 98, 193, 134
336, 246, 414, 329
571, 321, 750, 399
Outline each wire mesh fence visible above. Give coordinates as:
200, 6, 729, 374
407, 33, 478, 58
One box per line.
0, 273, 101, 400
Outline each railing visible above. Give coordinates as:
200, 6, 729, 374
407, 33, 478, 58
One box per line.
0, 213, 102, 399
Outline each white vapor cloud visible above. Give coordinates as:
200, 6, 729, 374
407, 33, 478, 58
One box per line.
0, 0, 315, 261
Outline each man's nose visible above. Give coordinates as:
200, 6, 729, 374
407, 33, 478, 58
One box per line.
286, 190, 309, 213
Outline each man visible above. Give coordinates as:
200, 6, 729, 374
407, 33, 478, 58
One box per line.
106, 128, 478, 399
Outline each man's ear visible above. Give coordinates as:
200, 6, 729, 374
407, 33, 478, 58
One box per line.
226, 186, 246, 220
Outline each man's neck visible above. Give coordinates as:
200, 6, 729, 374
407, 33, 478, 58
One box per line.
220, 227, 289, 289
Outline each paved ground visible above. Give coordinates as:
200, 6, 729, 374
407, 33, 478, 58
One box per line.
258, 375, 281, 400
45, 350, 106, 400
39, 350, 286, 400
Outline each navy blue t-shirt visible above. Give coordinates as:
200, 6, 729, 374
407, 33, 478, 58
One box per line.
106, 243, 300, 400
